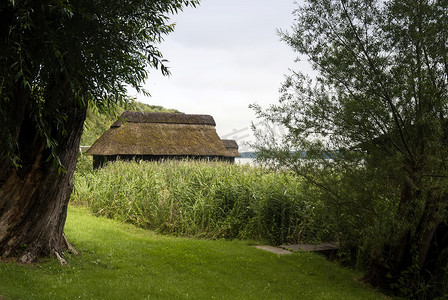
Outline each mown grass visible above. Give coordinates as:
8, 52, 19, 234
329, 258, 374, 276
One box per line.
71, 158, 331, 245
0, 207, 387, 299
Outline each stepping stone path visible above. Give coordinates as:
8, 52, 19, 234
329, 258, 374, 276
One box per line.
255, 242, 339, 257
254, 245, 292, 255
281, 242, 339, 253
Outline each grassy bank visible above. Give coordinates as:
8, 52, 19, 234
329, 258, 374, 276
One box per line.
72, 159, 330, 245
0, 207, 386, 299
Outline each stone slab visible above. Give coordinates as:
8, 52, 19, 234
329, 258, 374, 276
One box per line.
280, 242, 339, 253
254, 245, 292, 255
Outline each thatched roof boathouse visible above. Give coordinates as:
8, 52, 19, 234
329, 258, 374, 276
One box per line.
86, 111, 239, 168
221, 139, 241, 163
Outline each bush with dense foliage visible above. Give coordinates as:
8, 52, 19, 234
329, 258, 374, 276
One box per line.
251, 0, 448, 297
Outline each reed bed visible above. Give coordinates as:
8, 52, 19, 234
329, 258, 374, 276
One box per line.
71, 159, 330, 245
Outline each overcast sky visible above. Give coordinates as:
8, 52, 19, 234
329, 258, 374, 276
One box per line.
135, 0, 304, 152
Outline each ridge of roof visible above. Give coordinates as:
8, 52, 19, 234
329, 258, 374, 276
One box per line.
111, 111, 216, 127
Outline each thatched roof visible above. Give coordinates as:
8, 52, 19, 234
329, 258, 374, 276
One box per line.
86, 112, 231, 157
111, 111, 216, 127
222, 139, 241, 157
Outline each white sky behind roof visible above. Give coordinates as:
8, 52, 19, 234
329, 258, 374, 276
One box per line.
135, 0, 306, 152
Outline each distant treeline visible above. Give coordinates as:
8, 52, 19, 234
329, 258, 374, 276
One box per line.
239, 152, 257, 158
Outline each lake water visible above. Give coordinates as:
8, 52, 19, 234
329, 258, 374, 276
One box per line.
235, 157, 256, 165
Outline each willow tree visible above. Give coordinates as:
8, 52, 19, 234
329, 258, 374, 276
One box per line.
0, 0, 198, 263
252, 0, 448, 297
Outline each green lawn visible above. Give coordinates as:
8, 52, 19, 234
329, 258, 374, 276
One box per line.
0, 207, 387, 299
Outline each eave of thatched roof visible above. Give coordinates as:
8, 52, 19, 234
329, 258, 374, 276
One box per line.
86, 112, 229, 157
222, 139, 241, 157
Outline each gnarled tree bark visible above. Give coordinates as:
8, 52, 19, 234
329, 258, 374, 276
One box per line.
0, 83, 86, 263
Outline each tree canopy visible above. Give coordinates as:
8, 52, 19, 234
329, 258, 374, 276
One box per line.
252, 0, 448, 297
0, 0, 197, 168
0, 0, 198, 263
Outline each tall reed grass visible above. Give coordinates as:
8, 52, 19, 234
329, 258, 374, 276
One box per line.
71, 158, 331, 245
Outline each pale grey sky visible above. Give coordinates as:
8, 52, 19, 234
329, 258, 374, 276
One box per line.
136, 0, 304, 151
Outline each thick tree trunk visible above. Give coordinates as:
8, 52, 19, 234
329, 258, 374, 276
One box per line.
0, 94, 86, 263
363, 180, 447, 296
